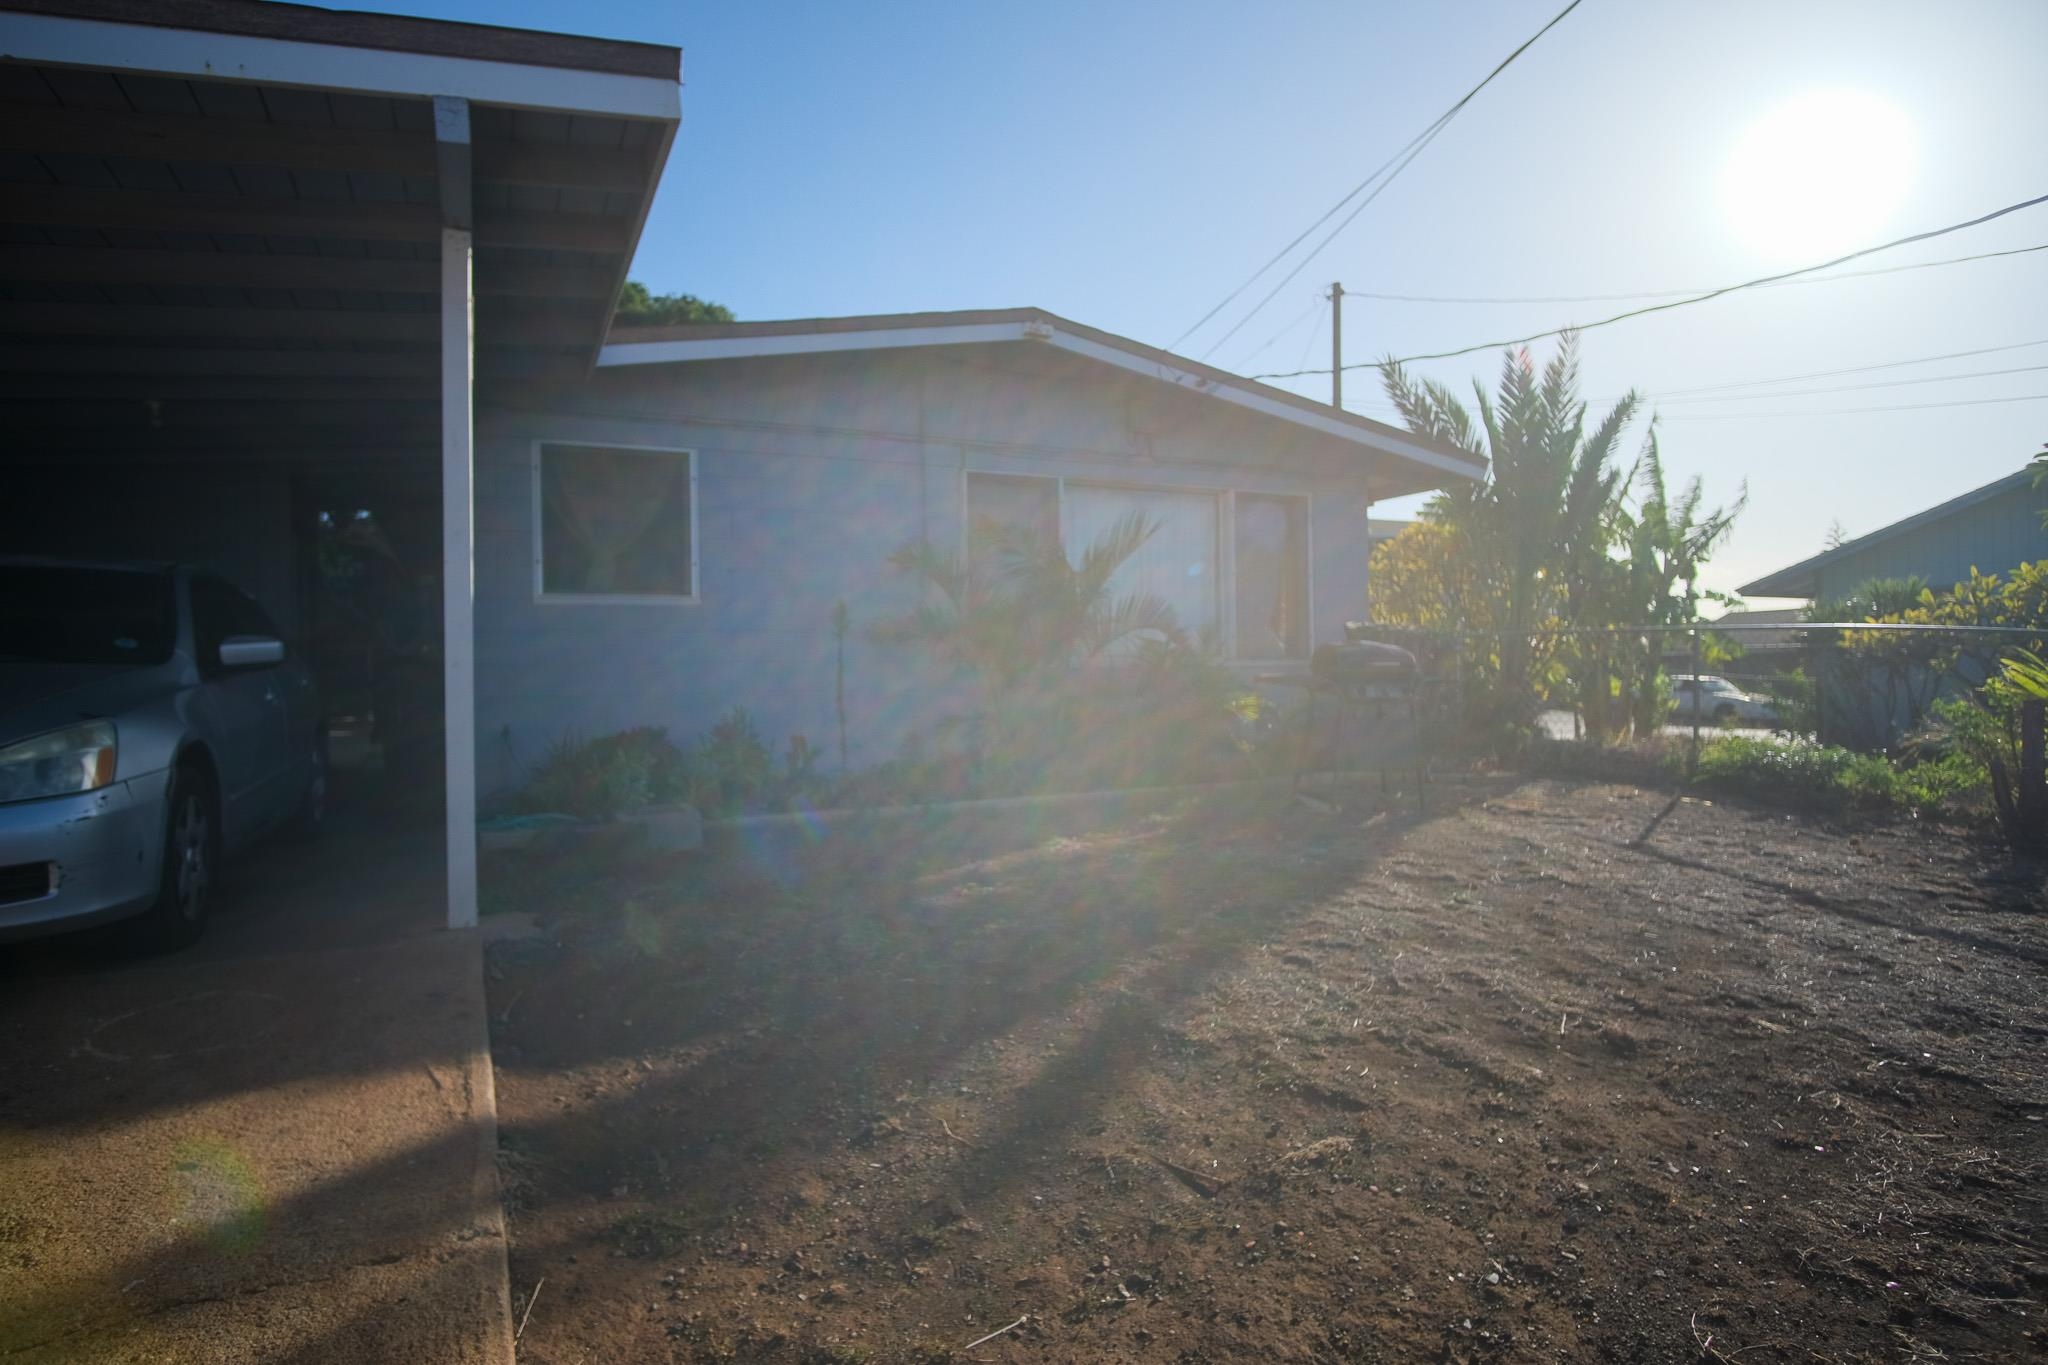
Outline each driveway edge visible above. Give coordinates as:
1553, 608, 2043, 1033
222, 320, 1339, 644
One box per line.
453, 927, 519, 1364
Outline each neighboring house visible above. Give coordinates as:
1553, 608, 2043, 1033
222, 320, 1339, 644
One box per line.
1739, 468, 2046, 603
1737, 468, 2046, 749
474, 311, 1481, 793
1368, 517, 1414, 548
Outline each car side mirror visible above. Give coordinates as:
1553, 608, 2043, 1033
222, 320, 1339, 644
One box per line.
219, 635, 284, 668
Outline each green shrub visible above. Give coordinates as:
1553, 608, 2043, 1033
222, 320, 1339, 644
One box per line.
514, 726, 691, 819
1684, 734, 1988, 820
1687, 736, 1892, 806
691, 707, 773, 817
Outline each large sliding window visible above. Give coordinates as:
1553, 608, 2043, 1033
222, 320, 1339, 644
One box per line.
1065, 483, 1220, 643
961, 472, 1308, 658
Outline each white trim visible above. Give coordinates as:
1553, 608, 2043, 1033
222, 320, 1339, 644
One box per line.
597, 318, 1484, 482
0, 13, 680, 120
598, 321, 1034, 368
530, 440, 700, 605
441, 227, 478, 931
1041, 329, 1483, 482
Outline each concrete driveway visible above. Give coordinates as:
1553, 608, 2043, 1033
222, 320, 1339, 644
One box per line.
0, 806, 513, 1364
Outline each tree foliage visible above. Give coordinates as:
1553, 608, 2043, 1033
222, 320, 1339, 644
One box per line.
1371, 333, 1744, 741
1366, 521, 1494, 633
875, 512, 1183, 692
613, 281, 734, 327
1808, 562, 2048, 751
872, 517, 1252, 794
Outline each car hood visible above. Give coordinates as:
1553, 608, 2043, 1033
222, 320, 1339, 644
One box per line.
0, 660, 182, 745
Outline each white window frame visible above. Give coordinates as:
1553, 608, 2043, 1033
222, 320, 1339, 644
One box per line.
532, 440, 700, 606
957, 470, 1314, 662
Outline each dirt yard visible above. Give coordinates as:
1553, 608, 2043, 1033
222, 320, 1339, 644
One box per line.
482, 776, 2047, 1364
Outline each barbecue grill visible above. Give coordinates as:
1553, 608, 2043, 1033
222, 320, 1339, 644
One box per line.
1281, 624, 1448, 808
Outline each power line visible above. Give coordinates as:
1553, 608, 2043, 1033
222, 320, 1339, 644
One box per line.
1649, 362, 2048, 405
1198, 117, 1457, 362
1250, 191, 2048, 378
1232, 295, 1324, 370
1626, 337, 2048, 399
1656, 391, 2048, 421
1168, 117, 1448, 356
1169, 0, 1584, 356
1289, 297, 1329, 377
1342, 242, 2048, 305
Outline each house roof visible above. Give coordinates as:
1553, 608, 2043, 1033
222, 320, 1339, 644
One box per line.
2, 0, 678, 78
0, 0, 681, 458
1737, 468, 2039, 598
600, 308, 1489, 492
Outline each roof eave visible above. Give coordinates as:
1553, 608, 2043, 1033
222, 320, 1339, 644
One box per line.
2, 4, 682, 119
598, 311, 1486, 486
1736, 567, 1818, 599
1736, 467, 2039, 599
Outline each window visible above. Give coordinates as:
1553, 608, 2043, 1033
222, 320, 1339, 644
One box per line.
0, 565, 174, 668
536, 443, 697, 601
957, 473, 1311, 658
191, 576, 279, 673
1066, 483, 1220, 642
1233, 494, 1309, 659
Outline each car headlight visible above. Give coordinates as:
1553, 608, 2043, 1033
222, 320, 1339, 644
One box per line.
0, 720, 119, 804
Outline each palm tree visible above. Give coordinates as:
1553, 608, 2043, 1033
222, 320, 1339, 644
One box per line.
1618, 434, 1745, 735
877, 511, 1183, 691
1381, 333, 1640, 726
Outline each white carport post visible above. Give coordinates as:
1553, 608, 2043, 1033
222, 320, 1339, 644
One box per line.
435, 95, 478, 930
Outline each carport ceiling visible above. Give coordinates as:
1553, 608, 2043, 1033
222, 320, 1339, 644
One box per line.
0, 0, 679, 460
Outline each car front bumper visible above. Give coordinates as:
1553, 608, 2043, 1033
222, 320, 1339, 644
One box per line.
0, 771, 170, 943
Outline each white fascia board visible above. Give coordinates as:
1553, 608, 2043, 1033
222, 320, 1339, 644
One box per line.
1041, 329, 1485, 482
597, 321, 1037, 368
0, 13, 680, 120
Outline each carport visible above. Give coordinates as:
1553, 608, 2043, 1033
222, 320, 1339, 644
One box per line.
0, 0, 681, 927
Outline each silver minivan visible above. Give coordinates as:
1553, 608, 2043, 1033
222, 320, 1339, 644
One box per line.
0, 559, 325, 950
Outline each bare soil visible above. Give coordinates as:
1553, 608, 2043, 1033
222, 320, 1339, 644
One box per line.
483, 776, 2047, 1363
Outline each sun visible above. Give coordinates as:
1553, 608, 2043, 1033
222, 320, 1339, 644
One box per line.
1720, 90, 1918, 262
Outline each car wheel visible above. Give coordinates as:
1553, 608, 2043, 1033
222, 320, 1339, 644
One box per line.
283, 730, 328, 842
122, 764, 218, 953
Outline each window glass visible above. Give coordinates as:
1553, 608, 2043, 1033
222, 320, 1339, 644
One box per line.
1233, 494, 1308, 659
190, 576, 239, 673
231, 590, 278, 640
1065, 484, 1219, 643
539, 445, 695, 598
0, 566, 174, 667
965, 474, 1059, 561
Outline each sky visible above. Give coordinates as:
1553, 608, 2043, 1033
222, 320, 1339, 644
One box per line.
358, 0, 2046, 602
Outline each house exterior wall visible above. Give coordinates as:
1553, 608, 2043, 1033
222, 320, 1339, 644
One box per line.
470, 346, 1382, 794
1812, 478, 2046, 602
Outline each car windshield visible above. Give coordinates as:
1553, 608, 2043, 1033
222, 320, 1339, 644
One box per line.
0, 566, 176, 667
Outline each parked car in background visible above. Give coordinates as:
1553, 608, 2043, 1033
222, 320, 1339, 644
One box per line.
1670, 673, 1781, 726
0, 559, 324, 951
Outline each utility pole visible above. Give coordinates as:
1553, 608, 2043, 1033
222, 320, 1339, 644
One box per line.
1328, 281, 1344, 410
